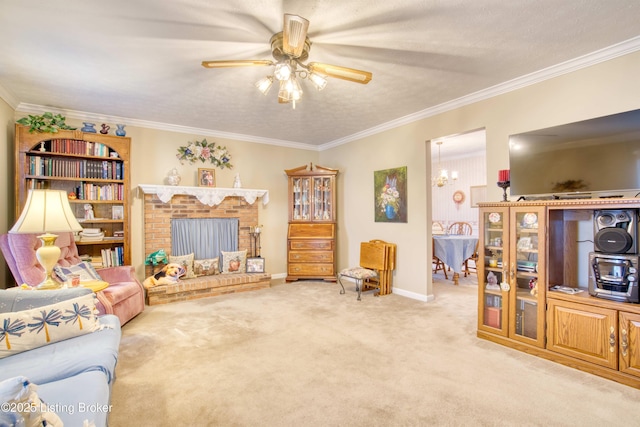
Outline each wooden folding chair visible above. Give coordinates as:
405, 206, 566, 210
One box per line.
365, 239, 396, 295
338, 242, 389, 300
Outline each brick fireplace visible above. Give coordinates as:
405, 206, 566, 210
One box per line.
142, 193, 258, 275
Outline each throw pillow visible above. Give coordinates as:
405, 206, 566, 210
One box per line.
0, 293, 100, 359
53, 261, 102, 283
0, 287, 93, 314
221, 250, 247, 274
194, 258, 219, 276
169, 253, 196, 278
0, 376, 62, 426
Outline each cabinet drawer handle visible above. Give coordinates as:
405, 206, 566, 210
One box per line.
621, 328, 628, 357
609, 326, 616, 353
510, 262, 515, 281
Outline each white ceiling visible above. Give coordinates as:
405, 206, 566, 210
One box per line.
1, 1, 640, 150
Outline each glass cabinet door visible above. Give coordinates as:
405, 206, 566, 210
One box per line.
291, 177, 311, 221
478, 207, 510, 336
312, 176, 333, 221
509, 206, 546, 348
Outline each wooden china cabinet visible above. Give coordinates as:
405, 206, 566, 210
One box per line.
285, 163, 338, 282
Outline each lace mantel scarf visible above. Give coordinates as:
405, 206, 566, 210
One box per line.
138, 185, 269, 207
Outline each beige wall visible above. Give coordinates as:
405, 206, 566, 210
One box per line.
51, 122, 321, 280
3, 50, 640, 298
321, 50, 640, 300
0, 97, 15, 288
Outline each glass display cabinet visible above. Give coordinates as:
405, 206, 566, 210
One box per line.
478, 205, 545, 348
285, 163, 338, 281
478, 207, 510, 337
509, 206, 546, 348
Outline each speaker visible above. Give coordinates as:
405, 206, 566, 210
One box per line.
594, 209, 638, 254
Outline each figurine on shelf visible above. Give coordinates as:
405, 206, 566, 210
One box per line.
529, 278, 538, 296
100, 124, 110, 134
166, 168, 181, 186
233, 173, 242, 188
84, 203, 94, 220
486, 271, 500, 290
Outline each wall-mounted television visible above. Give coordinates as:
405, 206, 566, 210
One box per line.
509, 109, 640, 199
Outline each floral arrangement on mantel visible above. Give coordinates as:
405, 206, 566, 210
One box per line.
176, 139, 233, 169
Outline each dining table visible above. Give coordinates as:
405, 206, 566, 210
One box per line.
433, 234, 479, 285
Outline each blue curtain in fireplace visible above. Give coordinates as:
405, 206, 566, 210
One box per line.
171, 218, 238, 259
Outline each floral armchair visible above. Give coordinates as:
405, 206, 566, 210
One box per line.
0, 232, 144, 325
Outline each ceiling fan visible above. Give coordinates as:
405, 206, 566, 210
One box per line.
202, 14, 372, 108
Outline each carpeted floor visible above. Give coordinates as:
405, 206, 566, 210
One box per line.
109, 273, 640, 426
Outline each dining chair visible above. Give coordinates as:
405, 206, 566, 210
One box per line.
448, 221, 473, 235
432, 221, 445, 234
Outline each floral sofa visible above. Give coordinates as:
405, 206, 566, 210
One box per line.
0, 287, 121, 426
0, 232, 144, 325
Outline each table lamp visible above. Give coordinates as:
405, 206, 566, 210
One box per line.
10, 189, 83, 289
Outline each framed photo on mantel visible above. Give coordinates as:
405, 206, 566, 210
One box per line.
198, 168, 216, 187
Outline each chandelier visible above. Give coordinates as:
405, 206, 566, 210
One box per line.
432, 141, 459, 187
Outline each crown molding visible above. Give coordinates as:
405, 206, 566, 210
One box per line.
318, 35, 640, 151
0, 82, 19, 109
14, 103, 319, 152
10, 36, 640, 152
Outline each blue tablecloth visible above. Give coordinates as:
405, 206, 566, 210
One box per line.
433, 235, 478, 274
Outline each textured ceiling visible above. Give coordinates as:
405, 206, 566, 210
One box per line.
1, 1, 640, 149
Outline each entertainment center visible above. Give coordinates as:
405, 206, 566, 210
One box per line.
477, 197, 640, 389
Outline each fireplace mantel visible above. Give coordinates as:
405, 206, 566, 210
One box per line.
138, 184, 269, 207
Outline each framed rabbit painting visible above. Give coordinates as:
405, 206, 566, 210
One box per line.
374, 166, 407, 223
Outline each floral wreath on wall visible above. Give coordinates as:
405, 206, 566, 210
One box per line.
176, 139, 233, 169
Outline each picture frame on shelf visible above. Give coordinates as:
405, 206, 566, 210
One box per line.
112, 205, 124, 220
198, 168, 215, 187
246, 257, 265, 273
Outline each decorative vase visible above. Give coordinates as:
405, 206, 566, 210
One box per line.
115, 124, 126, 137
167, 168, 181, 186
100, 124, 110, 134
385, 204, 396, 219
81, 122, 96, 133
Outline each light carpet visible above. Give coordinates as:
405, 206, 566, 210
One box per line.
109, 274, 640, 426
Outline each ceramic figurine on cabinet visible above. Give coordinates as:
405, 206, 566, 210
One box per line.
81, 122, 96, 133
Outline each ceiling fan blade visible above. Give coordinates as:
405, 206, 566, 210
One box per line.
308, 62, 372, 84
282, 14, 309, 58
202, 60, 273, 68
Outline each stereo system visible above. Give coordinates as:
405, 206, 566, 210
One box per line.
589, 209, 640, 303
593, 209, 637, 254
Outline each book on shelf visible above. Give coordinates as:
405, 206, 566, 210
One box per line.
101, 246, 124, 267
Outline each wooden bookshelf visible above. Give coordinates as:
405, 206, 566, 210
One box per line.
15, 124, 131, 266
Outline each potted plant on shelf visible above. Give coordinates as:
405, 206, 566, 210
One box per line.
16, 112, 76, 133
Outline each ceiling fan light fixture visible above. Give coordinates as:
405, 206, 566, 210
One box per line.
255, 76, 274, 95
308, 72, 328, 91
283, 14, 309, 58
274, 62, 292, 81
308, 62, 372, 84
